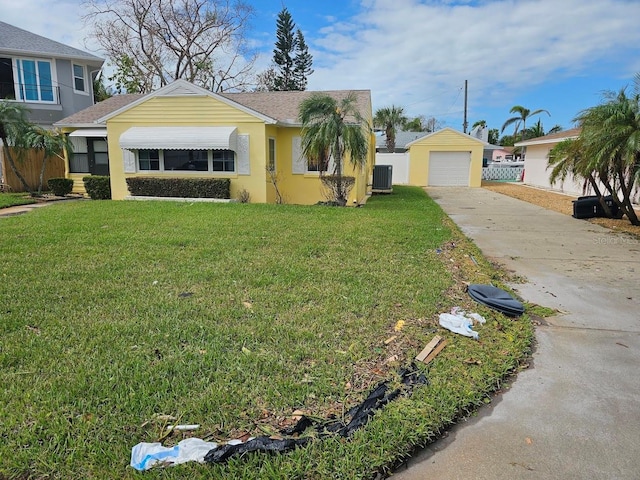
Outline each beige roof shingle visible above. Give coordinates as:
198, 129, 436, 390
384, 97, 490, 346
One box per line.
221, 89, 372, 124
55, 94, 144, 126
55, 87, 372, 127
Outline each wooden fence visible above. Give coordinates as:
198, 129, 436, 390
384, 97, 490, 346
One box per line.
0, 147, 65, 192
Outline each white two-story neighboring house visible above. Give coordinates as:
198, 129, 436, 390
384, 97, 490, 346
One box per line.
0, 21, 104, 127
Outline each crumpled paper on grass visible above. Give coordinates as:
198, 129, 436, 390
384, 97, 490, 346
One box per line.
130, 438, 218, 471
438, 308, 486, 340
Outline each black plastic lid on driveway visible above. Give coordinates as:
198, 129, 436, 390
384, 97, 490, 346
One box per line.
467, 284, 525, 317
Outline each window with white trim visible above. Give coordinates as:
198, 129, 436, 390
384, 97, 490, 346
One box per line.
73, 64, 87, 93
0, 57, 55, 102
135, 149, 236, 172
138, 150, 160, 171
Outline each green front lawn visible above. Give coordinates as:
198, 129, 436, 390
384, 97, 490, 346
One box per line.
0, 186, 533, 479
0, 192, 36, 209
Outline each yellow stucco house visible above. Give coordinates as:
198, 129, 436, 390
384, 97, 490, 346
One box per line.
405, 127, 485, 187
54, 80, 375, 205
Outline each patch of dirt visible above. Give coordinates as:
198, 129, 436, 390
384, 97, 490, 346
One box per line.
482, 182, 640, 238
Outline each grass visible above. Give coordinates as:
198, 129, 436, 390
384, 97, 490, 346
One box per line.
0, 186, 533, 479
0, 192, 36, 209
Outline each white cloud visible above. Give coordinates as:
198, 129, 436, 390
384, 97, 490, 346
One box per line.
307, 0, 640, 124
3, 0, 638, 128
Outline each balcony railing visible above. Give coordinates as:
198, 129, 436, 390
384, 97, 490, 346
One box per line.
0, 82, 61, 104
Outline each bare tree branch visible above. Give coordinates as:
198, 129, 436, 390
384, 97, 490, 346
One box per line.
83, 0, 257, 93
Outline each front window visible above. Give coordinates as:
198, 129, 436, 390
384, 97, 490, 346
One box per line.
135, 149, 235, 172
139, 150, 160, 171
73, 64, 86, 93
164, 150, 208, 171
213, 150, 235, 172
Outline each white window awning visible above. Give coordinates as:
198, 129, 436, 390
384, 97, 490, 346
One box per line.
69, 128, 108, 137
119, 127, 238, 151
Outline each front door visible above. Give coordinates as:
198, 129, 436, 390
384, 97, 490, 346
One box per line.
89, 139, 110, 176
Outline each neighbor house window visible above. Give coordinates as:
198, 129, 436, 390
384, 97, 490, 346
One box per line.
69, 136, 89, 173
0, 57, 14, 99
73, 64, 87, 93
14, 58, 54, 102
268, 138, 276, 171
135, 149, 236, 172
138, 150, 160, 171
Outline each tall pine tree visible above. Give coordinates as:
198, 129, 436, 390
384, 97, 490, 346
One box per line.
271, 8, 313, 91
293, 29, 313, 91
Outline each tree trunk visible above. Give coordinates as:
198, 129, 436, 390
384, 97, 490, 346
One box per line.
1, 143, 32, 193
615, 165, 639, 226
37, 153, 47, 196
587, 175, 615, 218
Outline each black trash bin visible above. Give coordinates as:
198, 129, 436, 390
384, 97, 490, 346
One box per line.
572, 195, 618, 219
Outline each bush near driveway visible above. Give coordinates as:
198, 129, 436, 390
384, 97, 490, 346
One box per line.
0, 186, 533, 479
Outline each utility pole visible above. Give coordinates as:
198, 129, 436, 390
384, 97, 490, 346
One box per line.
463, 79, 468, 133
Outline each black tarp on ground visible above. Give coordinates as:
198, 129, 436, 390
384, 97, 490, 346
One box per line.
467, 284, 524, 317
204, 365, 428, 464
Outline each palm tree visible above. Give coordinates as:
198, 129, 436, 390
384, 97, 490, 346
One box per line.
24, 127, 72, 196
574, 75, 640, 225
0, 100, 32, 192
501, 105, 550, 142
523, 119, 563, 140
299, 92, 370, 205
373, 105, 407, 152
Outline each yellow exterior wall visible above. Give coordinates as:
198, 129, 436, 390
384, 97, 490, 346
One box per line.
408, 129, 484, 187
268, 128, 374, 206
106, 96, 268, 201
94, 93, 374, 205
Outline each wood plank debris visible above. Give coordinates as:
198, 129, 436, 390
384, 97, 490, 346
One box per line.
415, 335, 447, 364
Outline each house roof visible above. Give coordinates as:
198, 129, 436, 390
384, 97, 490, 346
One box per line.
0, 21, 104, 65
376, 131, 425, 149
221, 89, 373, 125
55, 94, 144, 127
514, 127, 581, 147
55, 80, 373, 127
405, 127, 487, 148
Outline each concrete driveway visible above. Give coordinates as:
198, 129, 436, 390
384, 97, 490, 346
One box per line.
393, 187, 640, 480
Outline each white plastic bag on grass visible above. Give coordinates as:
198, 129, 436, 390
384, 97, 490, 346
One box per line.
439, 309, 487, 340
130, 438, 218, 471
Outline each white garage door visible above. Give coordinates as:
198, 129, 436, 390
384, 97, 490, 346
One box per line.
428, 151, 471, 186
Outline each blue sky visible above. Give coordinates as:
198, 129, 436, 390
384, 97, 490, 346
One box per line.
2, 0, 640, 136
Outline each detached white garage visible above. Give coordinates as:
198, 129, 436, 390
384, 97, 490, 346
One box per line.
428, 151, 472, 186
406, 128, 484, 187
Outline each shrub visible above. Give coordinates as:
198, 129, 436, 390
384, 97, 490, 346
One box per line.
320, 175, 356, 206
83, 176, 111, 200
126, 177, 231, 199
237, 188, 250, 203
47, 178, 73, 196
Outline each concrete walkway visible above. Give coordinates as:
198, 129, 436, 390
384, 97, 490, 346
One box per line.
0, 197, 83, 217
393, 187, 640, 480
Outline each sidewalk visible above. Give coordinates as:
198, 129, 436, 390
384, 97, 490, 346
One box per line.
392, 187, 640, 479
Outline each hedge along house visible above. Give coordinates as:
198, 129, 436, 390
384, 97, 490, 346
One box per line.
55, 80, 375, 204
405, 127, 485, 187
